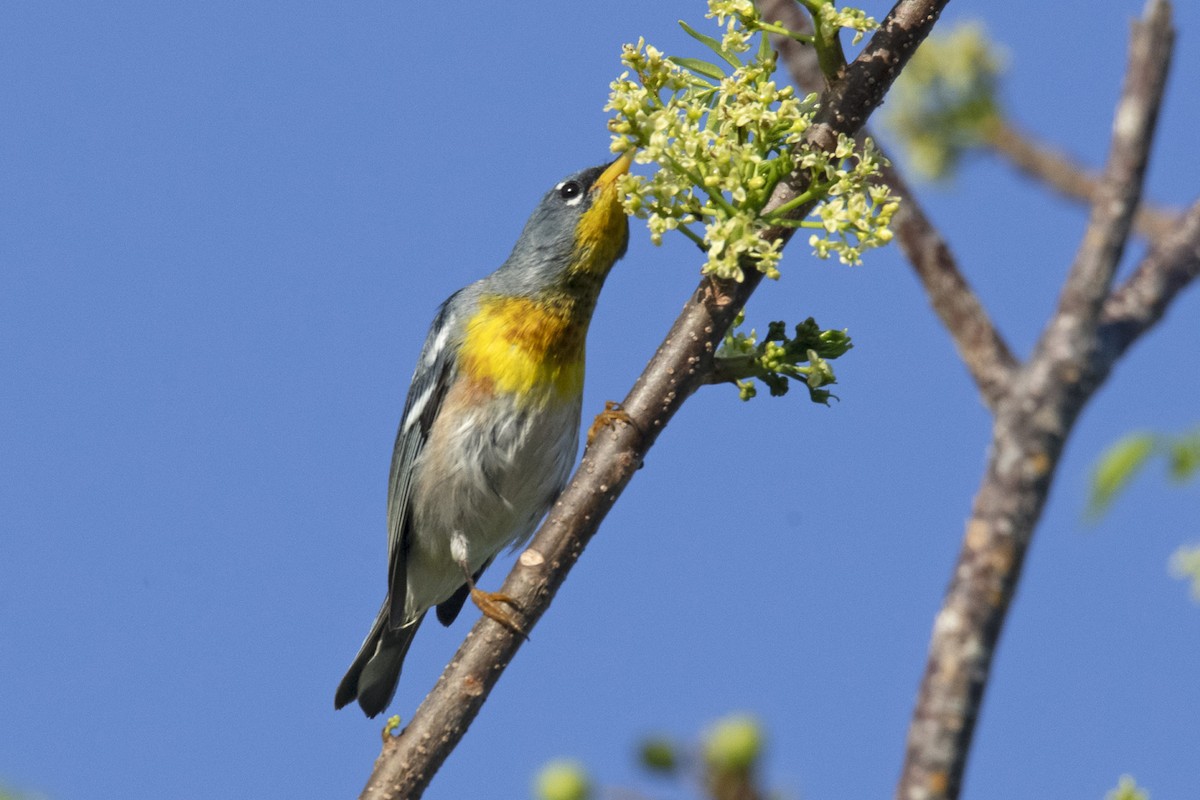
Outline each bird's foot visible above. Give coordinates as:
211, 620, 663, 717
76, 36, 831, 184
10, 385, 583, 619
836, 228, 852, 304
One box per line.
587, 400, 635, 447
470, 586, 527, 638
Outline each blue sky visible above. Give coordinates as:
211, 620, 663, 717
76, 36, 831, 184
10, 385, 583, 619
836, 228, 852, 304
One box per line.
3, 2, 1199, 799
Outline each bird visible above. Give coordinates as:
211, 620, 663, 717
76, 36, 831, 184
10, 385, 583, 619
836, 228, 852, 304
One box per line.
335, 153, 633, 717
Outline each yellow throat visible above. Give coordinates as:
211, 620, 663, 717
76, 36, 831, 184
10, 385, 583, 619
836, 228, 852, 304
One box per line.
459, 154, 632, 405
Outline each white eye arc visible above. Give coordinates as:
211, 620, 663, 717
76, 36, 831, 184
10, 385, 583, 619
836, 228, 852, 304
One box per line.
557, 180, 585, 206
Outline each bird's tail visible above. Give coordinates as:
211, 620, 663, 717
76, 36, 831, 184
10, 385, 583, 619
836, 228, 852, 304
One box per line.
335, 600, 423, 718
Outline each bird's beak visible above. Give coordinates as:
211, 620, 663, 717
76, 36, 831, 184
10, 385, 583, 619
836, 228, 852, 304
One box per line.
591, 151, 634, 193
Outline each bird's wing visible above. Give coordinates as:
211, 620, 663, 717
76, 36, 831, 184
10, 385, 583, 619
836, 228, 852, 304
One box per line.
385, 292, 462, 627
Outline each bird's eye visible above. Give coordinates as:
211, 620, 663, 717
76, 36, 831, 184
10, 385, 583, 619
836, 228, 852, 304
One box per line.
558, 181, 583, 200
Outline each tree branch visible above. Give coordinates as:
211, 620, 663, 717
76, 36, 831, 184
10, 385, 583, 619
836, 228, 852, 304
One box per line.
1100, 197, 1200, 357
883, 162, 1019, 408
356, 2, 952, 797
761, 0, 1018, 409
982, 116, 1180, 241
1045, 0, 1173, 343
896, 4, 1177, 799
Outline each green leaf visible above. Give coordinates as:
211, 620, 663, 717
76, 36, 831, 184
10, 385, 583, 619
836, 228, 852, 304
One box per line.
758, 23, 773, 62
1087, 433, 1158, 519
678, 19, 743, 68
704, 88, 723, 132
667, 55, 726, 82
808, 387, 835, 405
1167, 430, 1200, 481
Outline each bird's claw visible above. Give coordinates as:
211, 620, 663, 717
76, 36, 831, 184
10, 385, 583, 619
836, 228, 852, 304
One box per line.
470, 587, 527, 638
587, 400, 635, 447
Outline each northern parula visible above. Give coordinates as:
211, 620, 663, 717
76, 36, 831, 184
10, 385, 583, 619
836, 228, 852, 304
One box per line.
335, 154, 633, 717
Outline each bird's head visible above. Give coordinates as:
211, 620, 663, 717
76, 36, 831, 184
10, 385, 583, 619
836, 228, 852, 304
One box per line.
496, 153, 633, 295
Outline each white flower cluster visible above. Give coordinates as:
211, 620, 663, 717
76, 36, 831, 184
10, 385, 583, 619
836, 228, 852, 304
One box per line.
817, 4, 878, 46
885, 22, 1006, 180
606, 0, 896, 280
801, 134, 899, 264
707, 0, 757, 52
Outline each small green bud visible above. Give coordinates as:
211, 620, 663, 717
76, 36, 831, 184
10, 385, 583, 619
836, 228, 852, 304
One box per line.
381, 715, 402, 742
1105, 775, 1148, 800
638, 737, 679, 774
1169, 544, 1200, 601
703, 714, 764, 773
534, 760, 592, 800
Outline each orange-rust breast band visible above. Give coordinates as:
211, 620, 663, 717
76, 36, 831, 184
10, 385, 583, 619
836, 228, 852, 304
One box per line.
458, 296, 587, 404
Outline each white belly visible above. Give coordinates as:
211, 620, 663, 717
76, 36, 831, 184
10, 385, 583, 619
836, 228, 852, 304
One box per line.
403, 393, 581, 620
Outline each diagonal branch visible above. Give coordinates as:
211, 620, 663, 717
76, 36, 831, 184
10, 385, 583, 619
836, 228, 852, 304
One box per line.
356, 1, 953, 797
1100, 197, 1200, 358
1041, 0, 1173, 345
761, 0, 1018, 409
982, 116, 1180, 241
883, 162, 1019, 407
896, 4, 1177, 800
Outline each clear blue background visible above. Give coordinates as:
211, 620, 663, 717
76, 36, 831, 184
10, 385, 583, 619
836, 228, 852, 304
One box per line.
3, 2, 1198, 798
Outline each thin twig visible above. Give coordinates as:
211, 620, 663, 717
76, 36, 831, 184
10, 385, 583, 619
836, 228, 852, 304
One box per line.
983, 117, 1179, 241
882, 161, 1018, 408
896, 4, 1177, 799
1044, 0, 1173, 346
1100, 197, 1200, 357
357, 1, 952, 797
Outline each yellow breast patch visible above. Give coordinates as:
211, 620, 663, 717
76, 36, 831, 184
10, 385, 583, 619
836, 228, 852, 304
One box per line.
459, 295, 586, 404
